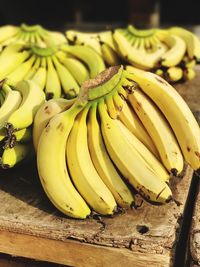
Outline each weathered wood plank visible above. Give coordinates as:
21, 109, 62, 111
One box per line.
0, 163, 193, 267
190, 178, 200, 266
0, 230, 171, 267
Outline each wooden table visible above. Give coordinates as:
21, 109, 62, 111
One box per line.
189, 175, 200, 267
0, 68, 199, 267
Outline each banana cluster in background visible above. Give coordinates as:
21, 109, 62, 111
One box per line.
0, 80, 45, 168
66, 25, 200, 83
34, 66, 200, 218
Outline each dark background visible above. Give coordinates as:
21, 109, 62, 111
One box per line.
0, 0, 199, 31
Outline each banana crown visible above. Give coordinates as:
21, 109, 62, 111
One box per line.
0, 23, 67, 49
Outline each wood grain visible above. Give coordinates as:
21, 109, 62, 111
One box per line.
190, 181, 200, 266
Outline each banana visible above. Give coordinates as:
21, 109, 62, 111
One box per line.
169, 27, 200, 60
66, 30, 102, 55
87, 102, 134, 207
0, 25, 19, 44
32, 57, 47, 91
61, 45, 105, 78
6, 55, 36, 86
113, 29, 167, 70
118, 100, 159, 157
45, 57, 61, 99
183, 67, 196, 81
33, 98, 74, 151
165, 66, 183, 83
0, 142, 31, 169
105, 92, 118, 119
181, 56, 196, 69
0, 127, 32, 149
161, 35, 186, 67
126, 67, 200, 170
0, 50, 30, 80
98, 99, 172, 203
43, 31, 67, 47
101, 43, 120, 66
116, 119, 169, 182
6, 80, 45, 130
0, 84, 22, 127
56, 53, 89, 85
37, 101, 91, 218
67, 105, 117, 214
13, 127, 32, 143
155, 68, 164, 77
52, 55, 80, 98
128, 87, 184, 175
0, 43, 25, 59
24, 57, 41, 79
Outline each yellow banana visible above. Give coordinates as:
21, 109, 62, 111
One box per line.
45, 57, 61, 99
98, 99, 172, 203
183, 67, 196, 81
67, 105, 117, 215
113, 29, 167, 69
165, 66, 183, 83
0, 25, 19, 43
24, 57, 41, 79
33, 98, 74, 151
0, 50, 30, 80
0, 142, 32, 169
127, 67, 200, 170
7, 80, 45, 130
118, 100, 159, 157
6, 54, 36, 86
128, 87, 184, 175
87, 102, 134, 207
52, 55, 80, 98
117, 119, 169, 182
61, 44, 105, 78
56, 53, 89, 85
169, 27, 200, 60
37, 102, 91, 218
31, 57, 47, 91
0, 84, 22, 127
161, 35, 186, 67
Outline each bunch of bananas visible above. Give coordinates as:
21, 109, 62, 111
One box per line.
0, 23, 66, 50
34, 66, 200, 218
0, 42, 105, 99
66, 25, 200, 83
0, 80, 45, 168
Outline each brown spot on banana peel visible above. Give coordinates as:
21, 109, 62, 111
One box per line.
56, 122, 64, 132
195, 151, 200, 160
155, 76, 169, 86
44, 105, 51, 115
187, 147, 191, 152
119, 92, 127, 101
